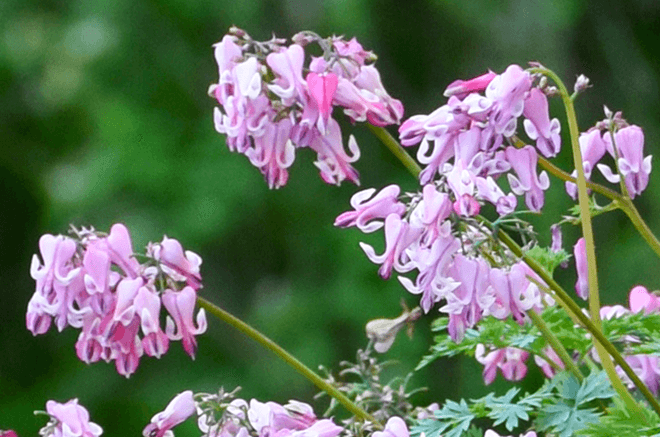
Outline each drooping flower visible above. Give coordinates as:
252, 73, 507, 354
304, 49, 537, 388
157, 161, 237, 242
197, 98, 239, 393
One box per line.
573, 238, 588, 300
143, 391, 196, 437
599, 125, 652, 198
444, 70, 496, 99
506, 145, 550, 212
565, 129, 607, 199
334, 185, 406, 233
523, 88, 561, 158
40, 399, 103, 437
475, 344, 529, 385
359, 214, 423, 280
372, 417, 410, 437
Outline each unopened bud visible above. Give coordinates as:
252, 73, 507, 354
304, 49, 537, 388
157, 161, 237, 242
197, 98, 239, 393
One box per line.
292, 32, 316, 46
573, 74, 590, 94
228, 25, 246, 38
544, 86, 558, 97
366, 307, 421, 353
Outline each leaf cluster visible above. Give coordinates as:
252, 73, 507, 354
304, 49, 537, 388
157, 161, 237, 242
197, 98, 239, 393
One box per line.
411, 372, 614, 437
417, 307, 660, 372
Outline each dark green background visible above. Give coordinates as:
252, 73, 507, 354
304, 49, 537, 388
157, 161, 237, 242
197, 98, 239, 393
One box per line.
2, 0, 660, 434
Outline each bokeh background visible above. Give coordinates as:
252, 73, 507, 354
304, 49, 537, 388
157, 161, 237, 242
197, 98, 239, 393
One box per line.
2, 0, 660, 433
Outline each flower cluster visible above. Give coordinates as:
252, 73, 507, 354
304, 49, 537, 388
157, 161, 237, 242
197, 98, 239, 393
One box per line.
336, 183, 550, 341
599, 285, 660, 395
143, 388, 344, 437
209, 27, 403, 188
565, 116, 651, 199
475, 344, 565, 385
37, 399, 103, 437
399, 65, 557, 213
0, 431, 17, 437
27, 224, 206, 377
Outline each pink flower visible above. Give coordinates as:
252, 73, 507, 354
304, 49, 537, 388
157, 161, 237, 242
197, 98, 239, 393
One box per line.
399, 235, 460, 313
534, 347, 565, 379
267, 45, 307, 105
245, 118, 296, 189
574, 238, 588, 300
309, 118, 360, 185
143, 391, 196, 437
306, 72, 339, 134
566, 130, 607, 199
505, 145, 550, 211
629, 285, 660, 314
151, 236, 203, 290
43, 399, 103, 437
523, 88, 561, 158
29, 224, 206, 377
334, 185, 406, 233
485, 65, 532, 137
476, 345, 529, 385
444, 255, 491, 341
476, 176, 517, 216
0, 431, 18, 437
359, 214, 422, 279
599, 125, 652, 198
163, 287, 207, 359
619, 355, 660, 396
444, 70, 497, 99
409, 184, 453, 245
372, 417, 409, 437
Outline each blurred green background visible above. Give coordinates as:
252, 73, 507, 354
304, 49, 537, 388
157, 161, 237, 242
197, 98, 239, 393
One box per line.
2, 0, 660, 434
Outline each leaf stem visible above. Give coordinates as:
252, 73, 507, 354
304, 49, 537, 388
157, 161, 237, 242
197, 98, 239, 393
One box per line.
530, 66, 648, 420
526, 309, 583, 381
196, 296, 381, 426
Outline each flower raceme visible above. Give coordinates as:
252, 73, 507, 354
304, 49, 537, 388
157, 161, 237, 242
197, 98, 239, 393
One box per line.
26, 224, 207, 377
336, 183, 547, 342
399, 64, 554, 211
143, 388, 344, 437
209, 27, 403, 188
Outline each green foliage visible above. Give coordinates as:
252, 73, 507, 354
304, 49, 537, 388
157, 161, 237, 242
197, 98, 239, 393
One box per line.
418, 307, 660, 373
412, 372, 614, 437
577, 401, 660, 437
524, 245, 571, 275
535, 372, 614, 437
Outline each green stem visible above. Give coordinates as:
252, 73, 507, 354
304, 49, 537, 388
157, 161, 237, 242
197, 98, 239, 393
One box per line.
196, 297, 381, 426
367, 124, 660, 418
495, 228, 660, 418
367, 125, 422, 178
619, 197, 660, 259
527, 309, 583, 382
532, 66, 646, 420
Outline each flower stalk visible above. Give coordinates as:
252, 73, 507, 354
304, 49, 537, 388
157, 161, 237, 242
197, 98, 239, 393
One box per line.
367, 117, 660, 420
196, 296, 381, 427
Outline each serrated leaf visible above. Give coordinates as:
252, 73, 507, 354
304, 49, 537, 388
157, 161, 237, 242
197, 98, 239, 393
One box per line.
576, 371, 614, 404
524, 245, 571, 275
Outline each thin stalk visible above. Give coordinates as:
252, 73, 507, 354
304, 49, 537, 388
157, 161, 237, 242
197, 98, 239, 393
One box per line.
532, 66, 645, 420
511, 135, 620, 200
619, 197, 660, 259
527, 309, 583, 381
366, 124, 660, 417
196, 296, 381, 426
367, 125, 422, 178
495, 228, 660, 418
